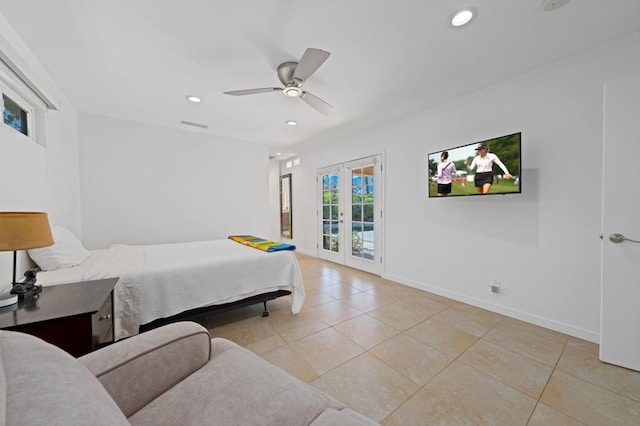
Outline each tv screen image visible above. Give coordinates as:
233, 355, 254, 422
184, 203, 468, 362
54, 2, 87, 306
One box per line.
428, 132, 521, 197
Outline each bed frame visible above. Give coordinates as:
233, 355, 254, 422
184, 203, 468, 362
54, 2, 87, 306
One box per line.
138, 290, 292, 333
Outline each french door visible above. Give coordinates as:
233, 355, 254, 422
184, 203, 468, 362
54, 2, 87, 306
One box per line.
317, 155, 383, 275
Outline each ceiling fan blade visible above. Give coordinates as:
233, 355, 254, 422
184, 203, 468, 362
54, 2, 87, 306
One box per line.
223, 88, 281, 96
301, 91, 333, 115
292, 48, 330, 83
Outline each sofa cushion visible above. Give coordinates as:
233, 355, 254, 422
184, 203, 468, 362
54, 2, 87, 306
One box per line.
0, 331, 129, 426
128, 338, 348, 426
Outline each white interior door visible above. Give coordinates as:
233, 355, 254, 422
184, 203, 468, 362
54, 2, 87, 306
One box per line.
600, 74, 640, 371
317, 155, 383, 275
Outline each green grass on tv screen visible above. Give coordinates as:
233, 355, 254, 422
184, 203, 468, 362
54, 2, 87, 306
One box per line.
428, 178, 519, 197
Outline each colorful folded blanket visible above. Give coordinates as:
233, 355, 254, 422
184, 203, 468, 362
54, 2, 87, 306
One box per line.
228, 235, 296, 252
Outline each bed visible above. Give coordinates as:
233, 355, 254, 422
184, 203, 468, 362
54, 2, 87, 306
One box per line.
29, 229, 305, 341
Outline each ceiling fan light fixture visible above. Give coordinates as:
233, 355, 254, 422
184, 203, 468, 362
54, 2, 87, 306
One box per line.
283, 86, 302, 98
451, 9, 475, 27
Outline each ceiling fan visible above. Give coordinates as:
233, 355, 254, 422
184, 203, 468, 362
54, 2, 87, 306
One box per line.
223, 48, 333, 115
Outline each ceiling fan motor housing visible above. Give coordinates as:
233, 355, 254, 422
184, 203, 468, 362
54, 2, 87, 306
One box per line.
277, 62, 300, 86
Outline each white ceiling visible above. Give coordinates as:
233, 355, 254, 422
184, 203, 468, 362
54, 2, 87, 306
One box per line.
1, 1, 638, 155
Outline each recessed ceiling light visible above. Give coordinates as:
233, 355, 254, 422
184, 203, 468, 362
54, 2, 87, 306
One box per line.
451, 8, 475, 27
542, 0, 570, 12
186, 95, 202, 103
285, 120, 297, 126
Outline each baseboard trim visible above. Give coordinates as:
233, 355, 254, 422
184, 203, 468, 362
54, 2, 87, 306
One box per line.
383, 273, 599, 343
295, 247, 316, 257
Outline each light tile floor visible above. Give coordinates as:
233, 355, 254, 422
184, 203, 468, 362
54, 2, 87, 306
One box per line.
198, 254, 640, 425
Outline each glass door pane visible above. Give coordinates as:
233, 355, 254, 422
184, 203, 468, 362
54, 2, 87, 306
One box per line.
322, 172, 339, 252
351, 166, 375, 261
319, 171, 343, 262
344, 156, 381, 274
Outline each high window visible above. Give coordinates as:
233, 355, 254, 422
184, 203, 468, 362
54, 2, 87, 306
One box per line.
3, 93, 29, 136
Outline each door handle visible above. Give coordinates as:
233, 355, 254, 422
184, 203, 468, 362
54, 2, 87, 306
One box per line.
609, 233, 640, 244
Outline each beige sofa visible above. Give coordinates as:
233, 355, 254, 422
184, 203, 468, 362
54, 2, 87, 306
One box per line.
0, 321, 377, 425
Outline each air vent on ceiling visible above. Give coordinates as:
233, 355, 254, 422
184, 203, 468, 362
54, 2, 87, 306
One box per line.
180, 120, 208, 129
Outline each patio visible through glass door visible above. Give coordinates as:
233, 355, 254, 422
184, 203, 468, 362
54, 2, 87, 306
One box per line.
349, 165, 375, 261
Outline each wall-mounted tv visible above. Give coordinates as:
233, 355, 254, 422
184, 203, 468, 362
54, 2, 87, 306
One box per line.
428, 132, 521, 197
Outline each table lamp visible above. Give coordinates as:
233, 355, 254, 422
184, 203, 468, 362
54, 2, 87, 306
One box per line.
0, 212, 54, 303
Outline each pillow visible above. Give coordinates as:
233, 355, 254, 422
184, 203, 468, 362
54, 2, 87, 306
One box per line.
28, 226, 91, 271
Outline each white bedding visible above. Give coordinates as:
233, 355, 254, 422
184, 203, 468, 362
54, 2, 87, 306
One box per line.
36, 239, 305, 340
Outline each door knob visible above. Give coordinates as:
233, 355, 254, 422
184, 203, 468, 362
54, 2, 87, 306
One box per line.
609, 233, 640, 244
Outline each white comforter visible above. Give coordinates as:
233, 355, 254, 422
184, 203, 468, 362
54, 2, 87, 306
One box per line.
36, 239, 305, 340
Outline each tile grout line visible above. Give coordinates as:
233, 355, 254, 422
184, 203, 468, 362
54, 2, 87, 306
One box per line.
524, 338, 586, 425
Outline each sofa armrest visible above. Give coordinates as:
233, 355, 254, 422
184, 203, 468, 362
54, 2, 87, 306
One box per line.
79, 321, 211, 418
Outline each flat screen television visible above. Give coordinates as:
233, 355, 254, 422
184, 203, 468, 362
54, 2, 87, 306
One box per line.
428, 132, 521, 198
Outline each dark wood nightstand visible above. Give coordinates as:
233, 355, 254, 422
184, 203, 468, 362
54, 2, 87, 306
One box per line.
0, 277, 117, 357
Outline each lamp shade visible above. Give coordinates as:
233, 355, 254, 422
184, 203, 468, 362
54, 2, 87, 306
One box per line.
0, 212, 54, 251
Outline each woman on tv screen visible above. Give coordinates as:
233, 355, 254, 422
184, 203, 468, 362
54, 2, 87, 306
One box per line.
464, 143, 513, 194
436, 151, 457, 196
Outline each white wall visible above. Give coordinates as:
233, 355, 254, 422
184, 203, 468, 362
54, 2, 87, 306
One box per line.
0, 82, 81, 232
0, 14, 81, 286
78, 114, 270, 249
285, 33, 640, 342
